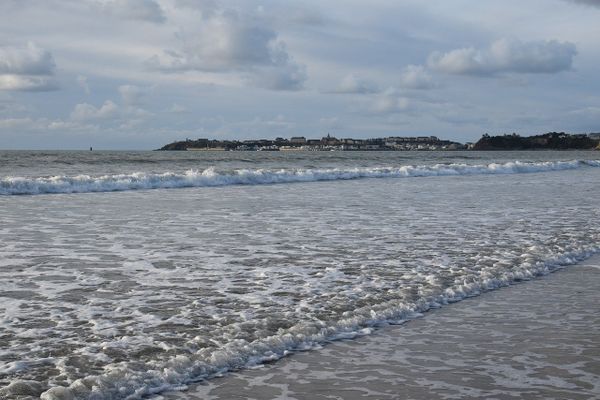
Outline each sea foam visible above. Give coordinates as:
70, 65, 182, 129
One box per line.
1, 159, 599, 195
30, 245, 599, 400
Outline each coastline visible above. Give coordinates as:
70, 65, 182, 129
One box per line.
158, 255, 600, 400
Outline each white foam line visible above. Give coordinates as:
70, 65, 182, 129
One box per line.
35, 245, 599, 400
1, 159, 599, 196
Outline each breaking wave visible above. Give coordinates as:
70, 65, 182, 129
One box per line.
12, 245, 598, 400
1, 159, 599, 195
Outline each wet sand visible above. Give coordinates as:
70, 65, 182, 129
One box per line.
158, 256, 600, 400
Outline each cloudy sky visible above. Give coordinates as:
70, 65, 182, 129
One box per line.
1, 0, 600, 149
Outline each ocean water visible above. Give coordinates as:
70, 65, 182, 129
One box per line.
1, 150, 599, 399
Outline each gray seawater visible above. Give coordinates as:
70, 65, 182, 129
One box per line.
1, 150, 599, 399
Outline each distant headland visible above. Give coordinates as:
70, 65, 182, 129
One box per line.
158, 132, 600, 151
472, 132, 600, 150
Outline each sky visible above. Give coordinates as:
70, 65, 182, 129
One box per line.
1, 0, 600, 149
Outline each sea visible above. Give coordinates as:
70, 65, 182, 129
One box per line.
1, 150, 599, 399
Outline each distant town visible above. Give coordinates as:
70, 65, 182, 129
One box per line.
159, 132, 600, 151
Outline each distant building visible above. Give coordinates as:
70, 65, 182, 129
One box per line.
290, 136, 307, 144
321, 133, 339, 145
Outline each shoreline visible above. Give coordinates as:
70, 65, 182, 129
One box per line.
158, 256, 600, 400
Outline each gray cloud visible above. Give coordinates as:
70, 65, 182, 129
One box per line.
77, 75, 90, 95
149, 11, 280, 71
370, 88, 411, 114
0, 42, 54, 75
118, 84, 149, 106
399, 65, 434, 89
0, 42, 57, 91
70, 97, 151, 128
428, 38, 576, 76
148, 9, 307, 90
174, 0, 218, 16
101, 0, 166, 23
332, 74, 378, 94
166, 103, 188, 113
248, 63, 307, 91
70, 100, 119, 121
567, 0, 600, 7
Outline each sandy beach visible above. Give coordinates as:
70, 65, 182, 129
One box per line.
156, 255, 600, 400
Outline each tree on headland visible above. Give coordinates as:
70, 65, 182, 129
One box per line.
473, 132, 599, 150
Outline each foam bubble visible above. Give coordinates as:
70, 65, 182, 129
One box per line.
33, 247, 599, 400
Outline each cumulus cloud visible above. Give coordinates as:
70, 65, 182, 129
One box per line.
248, 63, 306, 91
70, 90, 152, 126
118, 84, 148, 106
428, 38, 576, 76
77, 75, 90, 94
0, 42, 54, 75
0, 42, 57, 91
399, 65, 434, 89
370, 88, 410, 114
148, 9, 306, 90
0, 75, 57, 91
333, 74, 378, 94
71, 100, 118, 121
0, 117, 37, 129
149, 11, 279, 71
0, 116, 93, 132
101, 0, 166, 23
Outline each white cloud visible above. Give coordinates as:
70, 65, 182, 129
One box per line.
150, 11, 278, 71
0, 75, 58, 91
148, 9, 307, 90
0, 116, 96, 133
77, 75, 90, 94
0, 117, 37, 129
70, 100, 118, 121
248, 63, 307, 91
100, 0, 166, 23
333, 74, 378, 94
118, 84, 148, 106
0, 42, 54, 75
399, 65, 434, 89
0, 42, 57, 91
569, 106, 600, 116
70, 92, 152, 127
428, 38, 577, 76
370, 88, 410, 114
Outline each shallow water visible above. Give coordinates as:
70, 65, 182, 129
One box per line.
0, 151, 599, 399
168, 259, 600, 400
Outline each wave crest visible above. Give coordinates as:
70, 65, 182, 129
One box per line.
1, 160, 599, 195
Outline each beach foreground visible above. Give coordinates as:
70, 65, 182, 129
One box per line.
2, 152, 600, 399
159, 256, 600, 400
